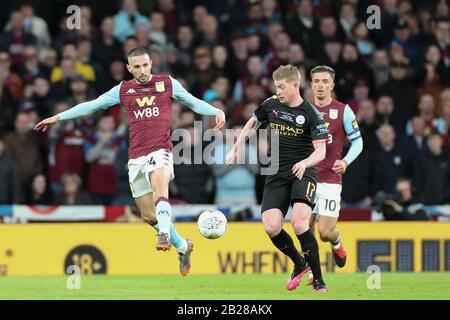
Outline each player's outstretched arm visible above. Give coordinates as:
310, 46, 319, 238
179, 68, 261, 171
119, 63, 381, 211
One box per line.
170, 77, 225, 130
34, 84, 121, 132
226, 117, 257, 166
292, 139, 327, 179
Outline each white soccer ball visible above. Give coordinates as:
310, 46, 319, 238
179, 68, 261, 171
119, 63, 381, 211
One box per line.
197, 210, 227, 239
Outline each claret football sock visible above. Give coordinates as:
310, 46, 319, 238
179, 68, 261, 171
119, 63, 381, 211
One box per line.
270, 229, 307, 268
155, 197, 171, 235
297, 229, 323, 282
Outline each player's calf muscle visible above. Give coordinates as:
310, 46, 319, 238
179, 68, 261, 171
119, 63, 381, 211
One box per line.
141, 213, 157, 226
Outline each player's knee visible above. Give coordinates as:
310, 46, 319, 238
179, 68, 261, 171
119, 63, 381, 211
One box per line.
291, 218, 309, 234
263, 222, 281, 237
318, 229, 333, 242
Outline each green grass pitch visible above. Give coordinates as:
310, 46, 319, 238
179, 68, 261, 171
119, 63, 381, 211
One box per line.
1, 273, 449, 300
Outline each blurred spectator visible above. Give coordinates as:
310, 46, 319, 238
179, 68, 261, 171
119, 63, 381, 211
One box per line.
211, 45, 234, 81
158, 0, 178, 35
0, 50, 23, 102
265, 31, 291, 75
404, 116, 428, 161
335, 41, 374, 102
233, 55, 270, 104
92, 17, 123, 72
187, 46, 215, 97
50, 43, 96, 83
212, 123, 258, 206
174, 25, 194, 68
287, 43, 314, 70
431, 18, 450, 66
246, 33, 265, 57
406, 93, 439, 136
261, 0, 282, 23
29, 174, 52, 205
135, 23, 151, 48
3, 2, 51, 48
339, 1, 358, 38
342, 99, 376, 208
245, 1, 268, 36
166, 44, 188, 78
284, 0, 319, 58
77, 37, 102, 79
48, 102, 87, 194
84, 115, 126, 205
378, 60, 417, 126
351, 22, 376, 59
414, 133, 450, 205
113, 0, 151, 42
171, 124, 214, 204
0, 10, 37, 66
54, 173, 91, 205
379, 177, 429, 221
347, 79, 371, 112
98, 59, 127, 95
3, 112, 43, 196
195, 14, 223, 49
38, 48, 58, 70
230, 31, 249, 80
375, 95, 396, 127
149, 12, 167, 47
19, 45, 51, 84
65, 75, 96, 107
369, 49, 390, 88
373, 123, 410, 194
203, 76, 231, 105
0, 136, 22, 204
0, 51, 23, 135
388, 18, 423, 63
317, 16, 345, 46
113, 138, 133, 206
322, 37, 342, 68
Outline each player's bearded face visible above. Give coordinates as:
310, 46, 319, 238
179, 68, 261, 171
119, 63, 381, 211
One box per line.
311, 72, 334, 100
127, 54, 153, 84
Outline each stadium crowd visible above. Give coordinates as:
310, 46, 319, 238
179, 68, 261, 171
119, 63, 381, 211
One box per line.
0, 0, 449, 211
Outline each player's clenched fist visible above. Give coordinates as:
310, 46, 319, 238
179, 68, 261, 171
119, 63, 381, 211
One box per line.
214, 110, 226, 130
34, 115, 60, 132
292, 161, 306, 179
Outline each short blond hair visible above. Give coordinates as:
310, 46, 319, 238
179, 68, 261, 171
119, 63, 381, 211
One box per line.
272, 64, 301, 83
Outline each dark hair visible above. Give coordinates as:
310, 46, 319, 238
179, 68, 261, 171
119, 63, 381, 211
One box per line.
310, 65, 335, 80
127, 47, 150, 58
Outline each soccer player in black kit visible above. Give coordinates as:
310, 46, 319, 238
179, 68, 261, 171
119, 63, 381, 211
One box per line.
227, 65, 328, 292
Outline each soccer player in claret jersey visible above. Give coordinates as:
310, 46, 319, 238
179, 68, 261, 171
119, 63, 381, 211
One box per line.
227, 65, 329, 292
35, 48, 226, 276
308, 65, 363, 279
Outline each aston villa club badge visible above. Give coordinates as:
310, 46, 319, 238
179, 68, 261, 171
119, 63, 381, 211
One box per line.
329, 109, 338, 119
155, 81, 165, 92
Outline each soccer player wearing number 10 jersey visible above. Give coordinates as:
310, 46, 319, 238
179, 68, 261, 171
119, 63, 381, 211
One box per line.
35, 48, 226, 276
308, 66, 363, 276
